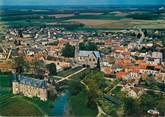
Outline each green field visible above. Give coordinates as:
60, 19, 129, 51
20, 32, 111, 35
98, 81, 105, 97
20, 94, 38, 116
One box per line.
1, 10, 165, 30
0, 96, 44, 116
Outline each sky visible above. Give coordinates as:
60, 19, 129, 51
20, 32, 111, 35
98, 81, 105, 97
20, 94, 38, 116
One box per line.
1, 0, 165, 6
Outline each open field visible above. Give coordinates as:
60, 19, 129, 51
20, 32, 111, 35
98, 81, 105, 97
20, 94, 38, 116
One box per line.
68, 19, 165, 29
48, 14, 75, 18
1, 8, 165, 30
112, 11, 128, 17
80, 13, 103, 15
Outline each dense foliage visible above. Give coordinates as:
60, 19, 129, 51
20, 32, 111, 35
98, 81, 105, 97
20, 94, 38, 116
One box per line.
62, 43, 75, 57
79, 42, 97, 51
46, 63, 57, 76
127, 13, 161, 20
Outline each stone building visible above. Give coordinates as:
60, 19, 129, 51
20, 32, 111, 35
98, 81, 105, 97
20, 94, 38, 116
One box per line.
12, 75, 47, 101
75, 50, 101, 68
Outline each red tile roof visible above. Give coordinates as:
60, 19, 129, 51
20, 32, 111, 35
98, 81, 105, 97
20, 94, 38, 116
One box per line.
105, 39, 112, 45
115, 47, 125, 51
102, 66, 112, 75
0, 63, 12, 69
116, 71, 126, 78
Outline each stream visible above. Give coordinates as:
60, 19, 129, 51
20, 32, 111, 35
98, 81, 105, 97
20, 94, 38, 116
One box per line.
52, 91, 70, 116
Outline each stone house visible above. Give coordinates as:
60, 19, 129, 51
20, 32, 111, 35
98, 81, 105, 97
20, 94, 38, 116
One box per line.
75, 50, 101, 68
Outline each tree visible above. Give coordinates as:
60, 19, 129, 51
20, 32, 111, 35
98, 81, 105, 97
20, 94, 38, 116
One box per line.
18, 30, 23, 38
144, 30, 148, 37
46, 63, 57, 76
96, 58, 100, 71
139, 92, 157, 113
157, 99, 165, 115
124, 97, 141, 116
137, 33, 142, 38
83, 71, 104, 108
62, 43, 75, 57
31, 59, 45, 79
79, 42, 97, 51
14, 56, 25, 74
68, 79, 82, 95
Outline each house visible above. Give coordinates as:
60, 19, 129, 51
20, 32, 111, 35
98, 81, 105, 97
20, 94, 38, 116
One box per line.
105, 39, 112, 46
152, 52, 163, 61
121, 85, 144, 99
0, 53, 7, 60
101, 66, 112, 75
22, 33, 32, 38
76, 50, 101, 68
116, 71, 126, 78
0, 63, 13, 72
46, 45, 61, 57
115, 47, 126, 53
45, 56, 71, 71
12, 75, 47, 101
150, 52, 163, 64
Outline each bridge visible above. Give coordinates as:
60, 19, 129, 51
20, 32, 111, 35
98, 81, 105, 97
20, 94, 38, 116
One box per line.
55, 68, 87, 83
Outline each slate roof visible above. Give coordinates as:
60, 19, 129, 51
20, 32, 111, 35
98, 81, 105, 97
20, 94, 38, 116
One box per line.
79, 51, 101, 58
14, 75, 47, 89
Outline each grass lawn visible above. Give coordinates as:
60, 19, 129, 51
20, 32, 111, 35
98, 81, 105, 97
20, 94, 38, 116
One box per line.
0, 96, 44, 116
69, 90, 98, 116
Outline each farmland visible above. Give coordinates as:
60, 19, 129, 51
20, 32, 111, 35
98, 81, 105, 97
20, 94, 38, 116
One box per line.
68, 19, 165, 29
1, 8, 165, 30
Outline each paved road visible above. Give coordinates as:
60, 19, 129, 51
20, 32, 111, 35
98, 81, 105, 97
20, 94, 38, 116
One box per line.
96, 103, 108, 117
137, 27, 145, 45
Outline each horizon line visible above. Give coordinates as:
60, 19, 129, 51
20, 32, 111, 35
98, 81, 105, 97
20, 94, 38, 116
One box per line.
1, 4, 165, 6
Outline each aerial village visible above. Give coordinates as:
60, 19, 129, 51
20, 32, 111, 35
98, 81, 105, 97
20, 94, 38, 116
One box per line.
0, 26, 165, 116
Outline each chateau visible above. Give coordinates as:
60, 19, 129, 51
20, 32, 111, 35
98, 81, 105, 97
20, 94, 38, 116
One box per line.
12, 75, 47, 101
